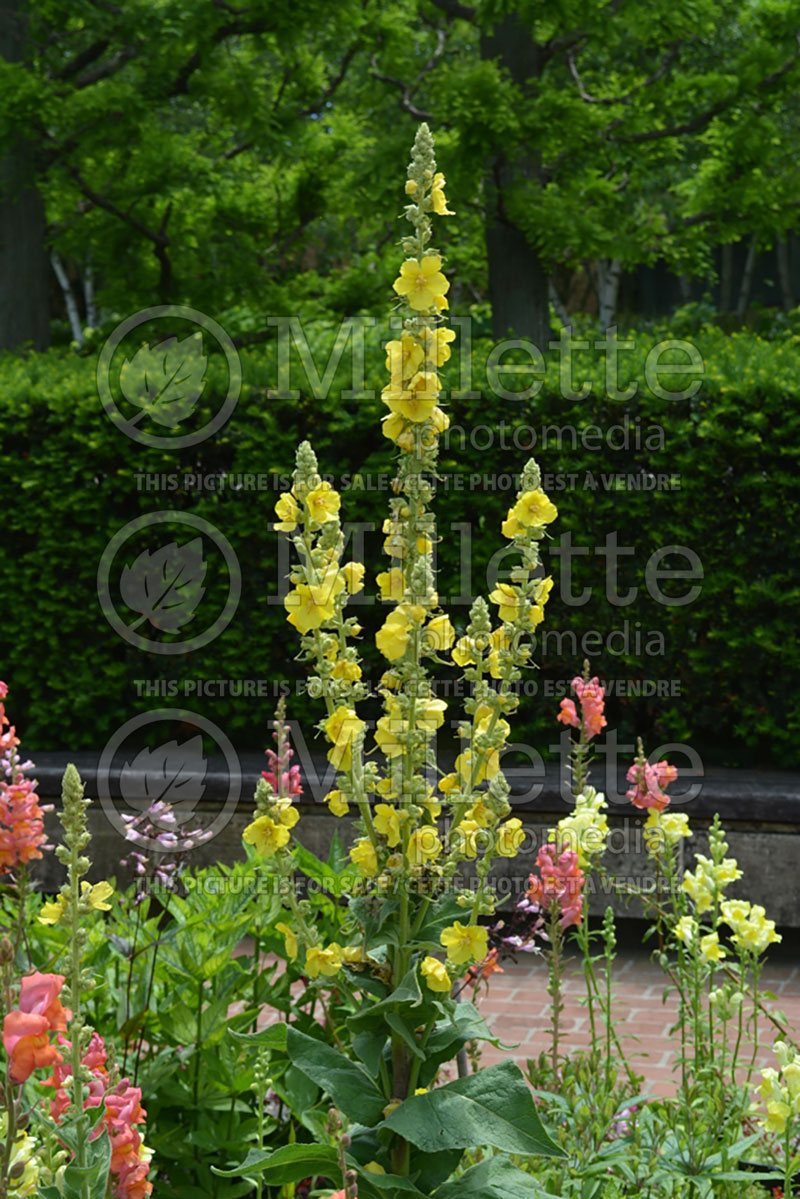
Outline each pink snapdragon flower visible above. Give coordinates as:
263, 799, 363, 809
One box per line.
527, 843, 585, 929
626, 758, 677, 812
557, 675, 607, 740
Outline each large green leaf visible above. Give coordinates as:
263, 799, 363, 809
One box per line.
212, 1142, 339, 1181
433, 1157, 549, 1198
229, 1022, 288, 1050
347, 967, 431, 1037
286, 1027, 387, 1125
384, 1061, 564, 1157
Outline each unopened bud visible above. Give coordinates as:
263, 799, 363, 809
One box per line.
0, 938, 13, 964
9, 1161, 25, 1179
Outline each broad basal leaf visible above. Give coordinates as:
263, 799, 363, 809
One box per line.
286, 1027, 387, 1125
433, 1157, 549, 1198
384, 1060, 564, 1158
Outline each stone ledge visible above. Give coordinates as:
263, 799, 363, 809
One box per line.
29, 753, 800, 925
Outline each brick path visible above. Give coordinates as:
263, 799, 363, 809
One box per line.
475, 942, 800, 1095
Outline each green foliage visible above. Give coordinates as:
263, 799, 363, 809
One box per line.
1, 325, 798, 765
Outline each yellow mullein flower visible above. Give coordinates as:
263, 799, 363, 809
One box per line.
425, 614, 456, 652
392, 256, 451, 311
38, 896, 67, 926
271, 798, 300, 828
421, 956, 451, 993
534, 576, 554, 605
430, 172, 454, 215
331, 658, 361, 682
306, 480, 340, 524
325, 789, 349, 817
489, 584, 519, 623
376, 608, 411, 660
376, 567, 405, 602
373, 803, 406, 848
350, 838, 379, 877
452, 635, 477, 667
440, 921, 488, 965
382, 411, 406, 442
382, 372, 441, 424
342, 562, 365, 593
406, 827, 442, 866
501, 510, 524, 539
375, 776, 399, 799
451, 818, 481, 859
284, 583, 336, 633
275, 921, 298, 961
305, 943, 344, 979
416, 697, 447, 731
510, 489, 558, 528
324, 706, 365, 771
439, 773, 459, 795
420, 325, 456, 365
243, 815, 291, 858
496, 818, 525, 858
274, 491, 300, 532
374, 713, 407, 758
385, 333, 424, 381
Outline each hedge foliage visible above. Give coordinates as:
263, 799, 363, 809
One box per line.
1, 320, 798, 768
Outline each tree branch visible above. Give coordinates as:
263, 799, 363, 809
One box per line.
370, 27, 447, 123
608, 35, 800, 144
301, 41, 360, 116
425, 0, 475, 22
567, 43, 682, 105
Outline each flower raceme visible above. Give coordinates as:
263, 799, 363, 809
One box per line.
557, 675, 607, 741
527, 844, 585, 930
0, 682, 48, 872
2, 972, 69, 1083
44, 1031, 152, 1198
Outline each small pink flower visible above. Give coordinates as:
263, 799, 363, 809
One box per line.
626, 757, 676, 812
557, 698, 579, 728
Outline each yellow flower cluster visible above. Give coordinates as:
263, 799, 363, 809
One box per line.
643, 808, 692, 856
752, 1042, 800, 1134
420, 921, 489, 994
720, 899, 781, 955
39, 879, 113, 926
551, 786, 609, 867
682, 853, 742, 914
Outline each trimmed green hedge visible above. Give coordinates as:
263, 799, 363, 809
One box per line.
1, 322, 797, 767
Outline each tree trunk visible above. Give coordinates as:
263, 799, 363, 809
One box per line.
776, 236, 793, 312
719, 242, 733, 313
485, 213, 551, 347
481, 17, 550, 348
596, 257, 622, 329
735, 235, 758, 322
0, 0, 50, 351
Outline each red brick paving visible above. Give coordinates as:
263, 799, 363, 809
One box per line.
476, 945, 800, 1095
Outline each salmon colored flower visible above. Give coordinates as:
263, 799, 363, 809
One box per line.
3, 1011, 61, 1082
19, 972, 69, 1030
527, 844, 584, 929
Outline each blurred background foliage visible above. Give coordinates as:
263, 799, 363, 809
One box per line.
1, 0, 799, 767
